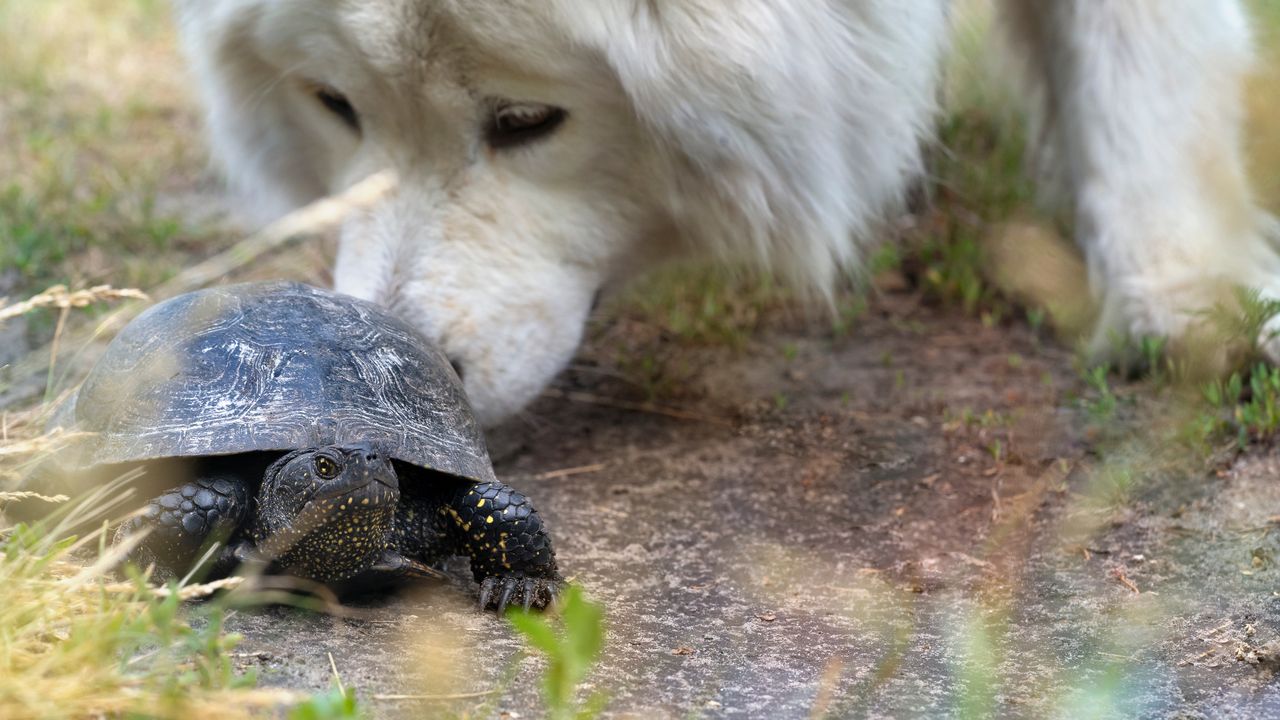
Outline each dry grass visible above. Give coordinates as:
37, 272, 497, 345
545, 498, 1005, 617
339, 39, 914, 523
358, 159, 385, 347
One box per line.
0, 0, 208, 294
0, 498, 309, 720
0, 285, 149, 324
0, 491, 70, 504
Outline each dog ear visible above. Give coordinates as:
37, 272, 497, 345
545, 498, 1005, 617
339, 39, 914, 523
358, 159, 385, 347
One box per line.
573, 1, 946, 295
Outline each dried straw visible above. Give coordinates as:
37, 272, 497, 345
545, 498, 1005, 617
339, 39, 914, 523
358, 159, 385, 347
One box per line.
5, 170, 400, 394
98, 576, 246, 601
0, 285, 149, 324
0, 491, 70, 504
154, 169, 397, 300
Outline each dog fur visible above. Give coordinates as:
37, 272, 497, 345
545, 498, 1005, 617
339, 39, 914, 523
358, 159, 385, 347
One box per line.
174, 0, 1280, 425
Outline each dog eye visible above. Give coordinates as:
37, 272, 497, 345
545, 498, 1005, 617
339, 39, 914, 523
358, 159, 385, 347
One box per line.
310, 84, 361, 133
486, 102, 566, 149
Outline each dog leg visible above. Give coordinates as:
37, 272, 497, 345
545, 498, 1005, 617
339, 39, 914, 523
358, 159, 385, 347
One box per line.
1001, 0, 1280, 369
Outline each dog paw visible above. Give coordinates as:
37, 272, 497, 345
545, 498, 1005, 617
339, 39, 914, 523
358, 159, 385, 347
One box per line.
1084, 279, 1249, 378
1086, 273, 1280, 379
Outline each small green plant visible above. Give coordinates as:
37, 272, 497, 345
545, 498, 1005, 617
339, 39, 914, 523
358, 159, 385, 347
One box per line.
831, 295, 868, 338
1201, 363, 1280, 449
900, 102, 1032, 321
1176, 289, 1280, 452
919, 229, 992, 316
869, 243, 903, 274
1210, 288, 1280, 358
1202, 371, 1245, 412
948, 407, 1011, 430
1089, 463, 1139, 510
1025, 307, 1046, 335
617, 267, 781, 349
288, 684, 362, 720
1080, 364, 1119, 424
506, 585, 607, 720
1138, 336, 1167, 381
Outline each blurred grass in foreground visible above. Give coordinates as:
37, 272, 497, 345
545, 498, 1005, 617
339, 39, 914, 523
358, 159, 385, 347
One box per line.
0, 495, 360, 719
507, 586, 608, 720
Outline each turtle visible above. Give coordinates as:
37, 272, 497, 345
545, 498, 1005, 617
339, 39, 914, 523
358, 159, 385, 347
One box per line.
50, 281, 561, 612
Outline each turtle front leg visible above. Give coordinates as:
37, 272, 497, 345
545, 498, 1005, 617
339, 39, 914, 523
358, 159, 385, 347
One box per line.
115, 475, 251, 583
440, 481, 563, 613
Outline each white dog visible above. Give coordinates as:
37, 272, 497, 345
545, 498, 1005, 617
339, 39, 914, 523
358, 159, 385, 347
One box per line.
175, 0, 1280, 426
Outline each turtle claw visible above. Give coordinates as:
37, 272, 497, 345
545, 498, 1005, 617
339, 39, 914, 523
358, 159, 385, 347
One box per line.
521, 578, 536, 612
478, 577, 497, 611
477, 574, 563, 613
497, 581, 517, 614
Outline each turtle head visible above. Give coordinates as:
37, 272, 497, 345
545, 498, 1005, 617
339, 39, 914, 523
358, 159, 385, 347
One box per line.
252, 443, 401, 582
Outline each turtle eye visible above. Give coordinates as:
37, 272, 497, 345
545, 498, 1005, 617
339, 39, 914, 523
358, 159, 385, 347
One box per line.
314, 455, 341, 479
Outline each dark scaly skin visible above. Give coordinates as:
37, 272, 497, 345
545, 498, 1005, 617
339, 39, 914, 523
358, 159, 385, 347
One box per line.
114, 464, 253, 583
387, 481, 562, 611
249, 446, 401, 582
116, 446, 562, 611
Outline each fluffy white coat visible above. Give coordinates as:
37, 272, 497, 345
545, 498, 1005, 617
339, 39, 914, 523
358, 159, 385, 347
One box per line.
174, 0, 1280, 425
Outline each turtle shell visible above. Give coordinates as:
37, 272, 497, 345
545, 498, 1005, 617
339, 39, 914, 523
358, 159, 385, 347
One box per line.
63, 281, 495, 484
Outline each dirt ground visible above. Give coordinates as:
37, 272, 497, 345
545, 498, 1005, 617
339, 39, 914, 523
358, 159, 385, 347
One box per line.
205, 288, 1280, 718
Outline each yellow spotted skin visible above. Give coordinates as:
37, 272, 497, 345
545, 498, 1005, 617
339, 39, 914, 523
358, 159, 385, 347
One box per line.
250, 447, 400, 583
388, 480, 560, 610
257, 501, 395, 582
442, 482, 556, 581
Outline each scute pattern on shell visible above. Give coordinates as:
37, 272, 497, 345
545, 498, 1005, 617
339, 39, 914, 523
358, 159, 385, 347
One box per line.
68, 281, 495, 484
